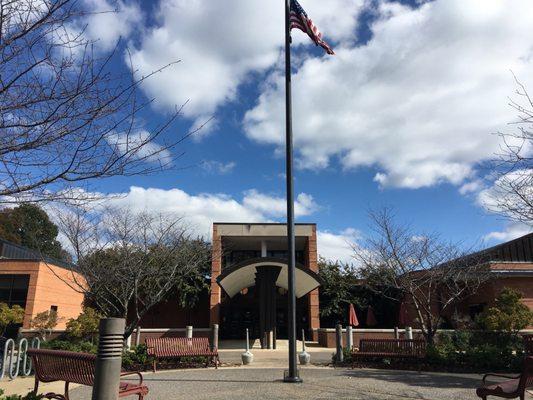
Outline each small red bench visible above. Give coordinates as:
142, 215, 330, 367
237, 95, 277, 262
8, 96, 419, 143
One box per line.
146, 337, 219, 372
476, 356, 533, 400
351, 338, 427, 361
27, 348, 148, 400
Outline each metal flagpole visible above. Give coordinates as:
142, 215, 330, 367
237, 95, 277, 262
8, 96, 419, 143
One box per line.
283, 0, 301, 383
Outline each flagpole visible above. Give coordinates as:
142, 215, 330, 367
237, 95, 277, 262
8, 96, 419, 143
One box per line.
283, 0, 301, 383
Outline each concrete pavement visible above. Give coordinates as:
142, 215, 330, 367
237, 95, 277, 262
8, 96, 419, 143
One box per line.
70, 367, 491, 400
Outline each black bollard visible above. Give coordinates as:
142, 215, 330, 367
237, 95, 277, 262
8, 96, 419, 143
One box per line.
335, 324, 344, 363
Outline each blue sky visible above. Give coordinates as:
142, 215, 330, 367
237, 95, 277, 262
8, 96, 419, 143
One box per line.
71, 0, 532, 262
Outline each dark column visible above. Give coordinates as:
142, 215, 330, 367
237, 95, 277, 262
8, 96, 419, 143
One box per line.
92, 318, 125, 400
256, 266, 281, 349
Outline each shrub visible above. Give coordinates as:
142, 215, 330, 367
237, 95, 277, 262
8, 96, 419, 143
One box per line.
477, 287, 533, 333
0, 303, 24, 336
66, 308, 101, 342
0, 389, 43, 400
30, 310, 59, 341
41, 339, 97, 354
122, 345, 153, 370
427, 330, 526, 372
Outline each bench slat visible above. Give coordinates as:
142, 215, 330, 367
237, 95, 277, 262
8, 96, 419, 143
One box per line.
26, 348, 148, 399
145, 337, 219, 371
354, 339, 426, 358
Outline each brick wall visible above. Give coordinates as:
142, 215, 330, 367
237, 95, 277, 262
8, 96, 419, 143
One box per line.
401, 266, 533, 329
135, 328, 211, 345
307, 225, 320, 340
0, 260, 85, 329
209, 225, 222, 326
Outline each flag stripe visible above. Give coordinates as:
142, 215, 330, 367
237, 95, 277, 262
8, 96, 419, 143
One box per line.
289, 0, 334, 55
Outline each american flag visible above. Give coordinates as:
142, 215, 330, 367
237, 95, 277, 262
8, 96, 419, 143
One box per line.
290, 0, 334, 55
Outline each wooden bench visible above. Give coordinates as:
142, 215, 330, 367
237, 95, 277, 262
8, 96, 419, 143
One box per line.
27, 348, 149, 400
146, 337, 219, 372
351, 339, 427, 361
476, 356, 533, 399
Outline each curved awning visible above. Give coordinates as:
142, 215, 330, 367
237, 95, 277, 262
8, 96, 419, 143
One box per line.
216, 257, 322, 299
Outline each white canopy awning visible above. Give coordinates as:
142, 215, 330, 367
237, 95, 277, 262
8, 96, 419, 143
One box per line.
217, 258, 322, 298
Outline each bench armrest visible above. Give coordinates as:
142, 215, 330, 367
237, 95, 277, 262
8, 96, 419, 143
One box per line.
121, 371, 144, 385
482, 373, 520, 384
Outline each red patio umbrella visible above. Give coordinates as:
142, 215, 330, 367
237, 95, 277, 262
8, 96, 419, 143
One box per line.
398, 301, 408, 327
366, 306, 378, 327
348, 303, 359, 327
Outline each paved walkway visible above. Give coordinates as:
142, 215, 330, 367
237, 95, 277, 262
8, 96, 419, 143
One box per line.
217, 339, 333, 366
68, 367, 494, 400
4, 367, 533, 399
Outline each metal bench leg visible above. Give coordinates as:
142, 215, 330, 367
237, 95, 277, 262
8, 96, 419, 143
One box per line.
64, 382, 70, 400
34, 377, 40, 395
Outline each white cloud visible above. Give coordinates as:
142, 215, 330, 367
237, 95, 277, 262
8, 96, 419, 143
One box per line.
317, 228, 360, 264
483, 222, 532, 243
79, 0, 142, 51
473, 169, 532, 242
459, 179, 484, 195
244, 0, 533, 188
201, 160, 236, 175
128, 0, 363, 121
69, 186, 319, 238
105, 130, 172, 165
476, 169, 533, 219
242, 189, 319, 219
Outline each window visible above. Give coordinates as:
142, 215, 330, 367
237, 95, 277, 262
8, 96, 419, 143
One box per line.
50, 305, 58, 313
0, 274, 30, 308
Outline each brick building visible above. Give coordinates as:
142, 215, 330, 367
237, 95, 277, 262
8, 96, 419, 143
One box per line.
402, 232, 533, 328
0, 239, 85, 330
209, 223, 322, 345
134, 222, 322, 345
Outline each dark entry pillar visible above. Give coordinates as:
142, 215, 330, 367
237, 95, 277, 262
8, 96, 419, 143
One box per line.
256, 266, 281, 349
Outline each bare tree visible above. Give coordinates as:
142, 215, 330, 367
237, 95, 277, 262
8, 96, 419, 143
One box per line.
354, 208, 491, 344
0, 0, 200, 204
54, 207, 211, 337
490, 78, 533, 225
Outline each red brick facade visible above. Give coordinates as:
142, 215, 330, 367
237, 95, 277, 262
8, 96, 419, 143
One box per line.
0, 260, 85, 329
209, 223, 320, 335
401, 262, 533, 329
209, 224, 222, 326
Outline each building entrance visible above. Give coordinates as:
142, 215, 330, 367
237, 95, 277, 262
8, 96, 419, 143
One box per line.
219, 280, 309, 346
215, 254, 321, 346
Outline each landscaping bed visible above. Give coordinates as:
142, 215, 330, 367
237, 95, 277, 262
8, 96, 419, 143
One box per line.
340, 330, 529, 374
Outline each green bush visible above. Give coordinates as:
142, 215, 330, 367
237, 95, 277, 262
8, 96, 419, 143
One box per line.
0, 303, 24, 336
41, 339, 97, 354
477, 287, 533, 333
122, 345, 153, 369
0, 389, 43, 400
427, 330, 526, 372
65, 308, 101, 342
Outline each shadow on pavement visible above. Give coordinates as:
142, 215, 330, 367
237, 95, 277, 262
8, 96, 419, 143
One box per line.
340, 368, 480, 390
143, 377, 274, 384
